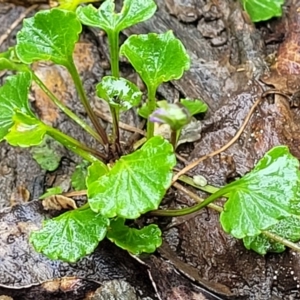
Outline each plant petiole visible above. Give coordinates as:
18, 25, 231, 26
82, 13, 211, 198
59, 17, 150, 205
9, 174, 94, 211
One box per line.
107, 32, 121, 152
66, 58, 109, 147
153, 182, 300, 253
170, 129, 177, 149
107, 32, 120, 78
146, 85, 157, 139
110, 106, 121, 154
178, 174, 219, 194
45, 124, 105, 163
32, 72, 104, 146
150, 187, 226, 217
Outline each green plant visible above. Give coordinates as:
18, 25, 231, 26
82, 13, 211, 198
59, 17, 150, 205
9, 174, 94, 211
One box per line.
0, 0, 299, 263
240, 0, 285, 22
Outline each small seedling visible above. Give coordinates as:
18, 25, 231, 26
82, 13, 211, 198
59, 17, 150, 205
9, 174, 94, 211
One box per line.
0, 0, 299, 263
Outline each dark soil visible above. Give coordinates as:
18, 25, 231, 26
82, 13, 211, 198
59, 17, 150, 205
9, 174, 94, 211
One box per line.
0, 0, 300, 299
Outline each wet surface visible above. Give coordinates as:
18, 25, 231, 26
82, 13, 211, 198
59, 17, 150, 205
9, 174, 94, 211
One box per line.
1, 0, 300, 299
0, 201, 156, 298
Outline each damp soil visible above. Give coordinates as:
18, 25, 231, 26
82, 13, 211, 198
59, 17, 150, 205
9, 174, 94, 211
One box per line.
0, 0, 300, 299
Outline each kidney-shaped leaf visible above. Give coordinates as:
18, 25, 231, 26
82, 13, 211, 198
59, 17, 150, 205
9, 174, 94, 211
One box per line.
5, 111, 47, 147
30, 206, 109, 262
96, 76, 142, 111
107, 218, 162, 254
120, 31, 190, 90
220, 146, 300, 239
77, 0, 156, 33
87, 136, 176, 219
0, 72, 33, 141
16, 9, 81, 66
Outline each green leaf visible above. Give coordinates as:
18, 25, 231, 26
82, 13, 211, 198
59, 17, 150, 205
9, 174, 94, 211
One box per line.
87, 136, 176, 219
5, 111, 47, 147
220, 146, 300, 239
240, 0, 284, 22
138, 102, 153, 119
180, 99, 208, 116
96, 76, 142, 111
0, 72, 34, 141
120, 31, 190, 90
0, 48, 29, 71
16, 9, 81, 66
71, 161, 90, 191
39, 186, 63, 200
57, 0, 99, 11
243, 216, 300, 255
0, 58, 28, 72
76, 0, 156, 33
86, 160, 109, 187
30, 206, 109, 262
243, 233, 285, 254
31, 137, 63, 171
107, 218, 162, 254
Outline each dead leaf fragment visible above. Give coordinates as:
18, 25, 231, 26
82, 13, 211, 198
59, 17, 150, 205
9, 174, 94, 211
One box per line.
42, 195, 77, 211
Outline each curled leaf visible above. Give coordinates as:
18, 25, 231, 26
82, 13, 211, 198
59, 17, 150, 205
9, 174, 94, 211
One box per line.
107, 218, 162, 254
96, 76, 142, 111
0, 72, 33, 141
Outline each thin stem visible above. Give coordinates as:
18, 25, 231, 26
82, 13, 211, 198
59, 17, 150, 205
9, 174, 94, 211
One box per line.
110, 106, 121, 153
152, 182, 300, 253
45, 125, 105, 163
107, 32, 121, 151
170, 130, 177, 149
66, 58, 109, 146
146, 85, 157, 139
133, 137, 146, 150
150, 187, 226, 217
108, 31, 120, 77
32, 73, 103, 144
178, 174, 219, 194
173, 182, 223, 212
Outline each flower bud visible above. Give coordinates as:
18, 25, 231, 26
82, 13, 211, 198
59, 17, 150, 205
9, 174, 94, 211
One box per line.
149, 101, 191, 131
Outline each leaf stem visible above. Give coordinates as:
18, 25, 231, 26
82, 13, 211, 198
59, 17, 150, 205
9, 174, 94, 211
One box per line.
66, 58, 109, 146
170, 130, 177, 149
178, 174, 219, 194
110, 106, 121, 153
108, 32, 120, 77
107, 32, 121, 151
173, 182, 222, 212
45, 125, 105, 163
153, 181, 300, 253
32, 72, 103, 145
146, 85, 157, 139
150, 187, 226, 217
